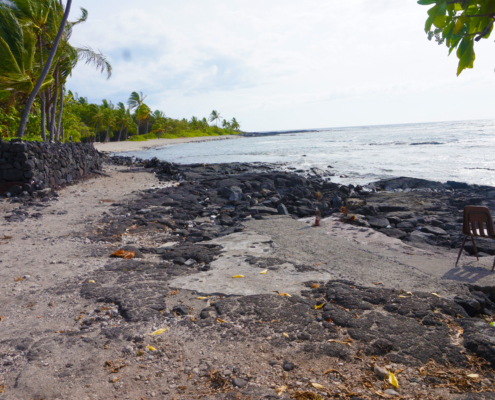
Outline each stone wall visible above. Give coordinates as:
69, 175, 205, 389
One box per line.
0, 140, 102, 195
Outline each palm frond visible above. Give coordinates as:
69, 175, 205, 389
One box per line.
76, 45, 112, 79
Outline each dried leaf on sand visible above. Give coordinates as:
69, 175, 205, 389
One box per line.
295, 391, 322, 400
111, 249, 135, 259
388, 372, 399, 389
276, 385, 287, 396
150, 328, 167, 335
208, 371, 228, 390
105, 360, 126, 373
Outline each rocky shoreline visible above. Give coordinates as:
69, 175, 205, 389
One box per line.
2, 156, 495, 399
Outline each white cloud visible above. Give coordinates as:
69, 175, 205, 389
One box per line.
66, 0, 495, 131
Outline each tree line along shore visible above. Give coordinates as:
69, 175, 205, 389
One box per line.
0, 1, 240, 143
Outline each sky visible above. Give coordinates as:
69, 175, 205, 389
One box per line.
67, 0, 495, 132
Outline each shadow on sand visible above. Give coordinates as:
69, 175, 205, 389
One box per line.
442, 262, 494, 283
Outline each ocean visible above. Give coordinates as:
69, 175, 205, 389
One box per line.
123, 119, 495, 187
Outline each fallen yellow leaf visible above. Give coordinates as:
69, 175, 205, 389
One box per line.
232, 275, 246, 278
314, 303, 325, 309
311, 283, 320, 288
150, 328, 167, 336
260, 269, 268, 274
388, 372, 399, 389
276, 385, 287, 396
197, 296, 209, 300
431, 292, 441, 298
277, 291, 292, 297
467, 373, 480, 379
147, 346, 156, 352
311, 382, 326, 389
283, 333, 289, 338
0, 316, 3, 322
88, 280, 95, 284
216, 318, 227, 323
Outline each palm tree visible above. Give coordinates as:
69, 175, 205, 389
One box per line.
135, 103, 151, 139
201, 117, 209, 131
115, 102, 127, 141
102, 101, 115, 142
6, 0, 112, 138
89, 105, 104, 142
151, 118, 169, 139
231, 117, 240, 131
0, 4, 53, 139
222, 119, 231, 130
151, 110, 166, 138
209, 110, 222, 127
17, 0, 72, 137
128, 91, 146, 135
123, 111, 134, 140
128, 91, 146, 110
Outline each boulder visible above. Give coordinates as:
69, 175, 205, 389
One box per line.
420, 225, 448, 236
250, 206, 278, 215
379, 228, 407, 240
368, 217, 390, 229
277, 203, 289, 215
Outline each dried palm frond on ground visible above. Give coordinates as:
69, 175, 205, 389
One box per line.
419, 357, 495, 394
294, 391, 323, 400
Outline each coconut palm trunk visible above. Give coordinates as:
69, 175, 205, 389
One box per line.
17, 0, 73, 138
50, 65, 59, 141
104, 125, 110, 142
56, 83, 64, 141
47, 91, 53, 136
94, 121, 99, 143
117, 123, 123, 141
38, 37, 47, 141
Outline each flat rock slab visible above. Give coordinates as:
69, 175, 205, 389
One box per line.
168, 230, 333, 295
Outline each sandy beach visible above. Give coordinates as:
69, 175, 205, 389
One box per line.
93, 134, 241, 153
1, 159, 495, 399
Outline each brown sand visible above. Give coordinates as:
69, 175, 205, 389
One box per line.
0, 166, 493, 399
93, 135, 240, 153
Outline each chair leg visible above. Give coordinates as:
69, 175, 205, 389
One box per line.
471, 235, 479, 261
456, 235, 468, 267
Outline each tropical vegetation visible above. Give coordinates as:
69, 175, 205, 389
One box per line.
0, 0, 241, 142
419, 0, 495, 75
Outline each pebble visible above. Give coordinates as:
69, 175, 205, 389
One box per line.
384, 389, 399, 396
374, 365, 389, 380
282, 361, 295, 371
232, 378, 248, 388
